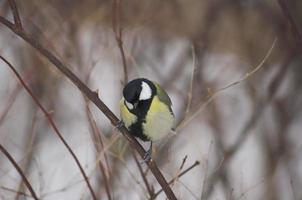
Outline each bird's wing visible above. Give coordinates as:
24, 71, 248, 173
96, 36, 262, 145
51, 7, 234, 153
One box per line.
154, 83, 172, 107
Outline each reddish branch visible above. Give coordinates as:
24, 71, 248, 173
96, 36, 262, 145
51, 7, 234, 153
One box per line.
276, 0, 302, 44
112, 0, 128, 84
0, 2, 176, 199
112, 1, 157, 198
0, 144, 39, 200
7, 0, 22, 30
1, 186, 32, 198
152, 161, 200, 199
0, 55, 97, 200
85, 100, 112, 200
133, 152, 155, 198
201, 51, 294, 199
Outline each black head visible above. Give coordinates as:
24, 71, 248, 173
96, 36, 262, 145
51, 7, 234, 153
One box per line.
123, 78, 156, 111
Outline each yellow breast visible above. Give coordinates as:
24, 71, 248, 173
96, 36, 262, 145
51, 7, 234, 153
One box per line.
119, 98, 137, 128
143, 96, 174, 141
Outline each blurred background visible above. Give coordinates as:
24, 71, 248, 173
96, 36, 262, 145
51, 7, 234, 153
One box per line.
0, 0, 302, 199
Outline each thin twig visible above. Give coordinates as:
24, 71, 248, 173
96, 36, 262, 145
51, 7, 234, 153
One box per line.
179, 155, 188, 171
112, 0, 128, 84
290, 180, 297, 200
0, 9, 176, 200
0, 81, 22, 125
170, 155, 188, 188
85, 98, 112, 200
276, 0, 302, 45
7, 0, 22, 30
133, 152, 155, 199
1, 186, 33, 199
153, 161, 200, 198
176, 37, 277, 131
15, 110, 38, 200
0, 144, 39, 200
235, 179, 266, 200
0, 67, 33, 125
185, 45, 197, 117
200, 141, 213, 199
112, 2, 155, 197
201, 50, 293, 199
0, 55, 97, 200
177, 45, 196, 127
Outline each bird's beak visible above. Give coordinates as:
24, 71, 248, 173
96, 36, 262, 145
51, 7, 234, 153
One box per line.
125, 100, 134, 110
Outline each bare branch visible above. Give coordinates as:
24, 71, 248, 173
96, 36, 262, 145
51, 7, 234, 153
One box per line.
0, 81, 22, 125
133, 152, 155, 199
201, 50, 293, 199
170, 155, 188, 189
176, 37, 277, 131
1, 186, 33, 199
276, 0, 302, 46
0, 67, 33, 126
85, 98, 112, 200
153, 161, 200, 199
0, 55, 97, 200
0, 6, 176, 200
7, 0, 22, 30
112, 0, 128, 84
180, 45, 196, 124
0, 144, 39, 200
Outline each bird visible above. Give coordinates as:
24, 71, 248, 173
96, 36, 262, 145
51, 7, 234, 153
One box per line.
119, 78, 175, 162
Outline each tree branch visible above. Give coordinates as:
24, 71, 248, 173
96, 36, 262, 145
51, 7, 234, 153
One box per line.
85, 98, 112, 200
276, 0, 302, 44
0, 55, 97, 200
133, 151, 155, 199
152, 161, 200, 199
0, 6, 176, 200
112, 0, 128, 84
7, 0, 22, 30
0, 144, 39, 200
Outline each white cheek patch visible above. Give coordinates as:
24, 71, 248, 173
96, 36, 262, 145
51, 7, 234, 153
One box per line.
125, 101, 133, 110
139, 81, 152, 100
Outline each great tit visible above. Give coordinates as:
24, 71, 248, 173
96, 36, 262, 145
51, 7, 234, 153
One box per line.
119, 78, 175, 161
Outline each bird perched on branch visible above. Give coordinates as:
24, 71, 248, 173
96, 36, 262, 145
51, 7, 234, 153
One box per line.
119, 78, 175, 162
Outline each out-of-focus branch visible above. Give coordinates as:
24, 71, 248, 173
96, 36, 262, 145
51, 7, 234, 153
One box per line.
85, 99, 112, 200
7, 0, 22, 30
0, 66, 33, 126
112, 2, 158, 198
176, 38, 277, 131
276, 0, 302, 46
1, 186, 32, 199
15, 110, 38, 200
112, 0, 128, 84
203, 101, 233, 199
0, 81, 22, 125
201, 49, 293, 199
180, 45, 196, 123
0, 55, 97, 200
152, 161, 200, 199
133, 152, 155, 199
0, 144, 39, 200
0, 7, 177, 200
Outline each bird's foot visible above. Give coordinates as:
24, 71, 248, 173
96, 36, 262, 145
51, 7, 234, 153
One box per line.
115, 120, 124, 130
141, 148, 152, 164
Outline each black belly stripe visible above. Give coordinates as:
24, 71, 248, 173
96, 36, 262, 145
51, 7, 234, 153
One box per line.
127, 98, 153, 141
129, 121, 149, 141
124, 79, 158, 141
